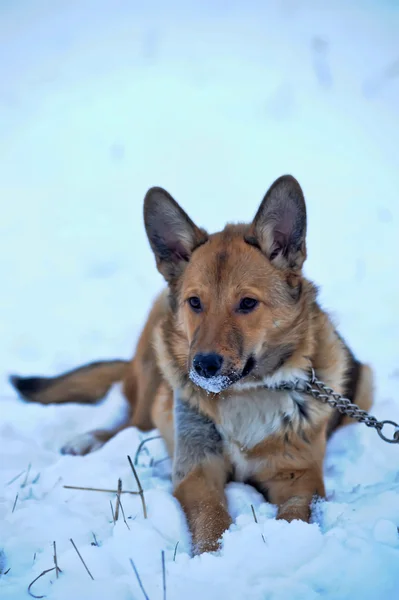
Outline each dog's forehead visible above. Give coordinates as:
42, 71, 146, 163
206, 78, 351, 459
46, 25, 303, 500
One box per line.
185, 225, 271, 289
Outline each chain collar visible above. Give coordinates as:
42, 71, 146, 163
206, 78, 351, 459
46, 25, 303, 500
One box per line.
270, 368, 399, 444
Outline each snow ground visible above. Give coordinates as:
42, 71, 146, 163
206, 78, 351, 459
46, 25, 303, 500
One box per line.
1, 1, 399, 598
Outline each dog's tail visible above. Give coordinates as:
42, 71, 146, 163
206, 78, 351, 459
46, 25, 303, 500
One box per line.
9, 359, 129, 405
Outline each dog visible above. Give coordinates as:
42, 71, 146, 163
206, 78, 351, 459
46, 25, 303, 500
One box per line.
11, 175, 374, 554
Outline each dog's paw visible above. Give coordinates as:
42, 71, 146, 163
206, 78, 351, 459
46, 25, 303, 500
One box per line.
60, 432, 104, 456
276, 505, 310, 523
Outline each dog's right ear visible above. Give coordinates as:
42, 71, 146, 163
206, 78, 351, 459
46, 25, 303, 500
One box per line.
144, 187, 208, 281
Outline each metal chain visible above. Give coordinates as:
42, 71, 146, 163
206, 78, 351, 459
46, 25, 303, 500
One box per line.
276, 369, 399, 444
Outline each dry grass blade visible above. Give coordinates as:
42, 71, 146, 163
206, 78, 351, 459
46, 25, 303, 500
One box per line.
127, 455, 147, 519
173, 541, 179, 562
53, 541, 62, 579
161, 550, 166, 600
251, 504, 266, 544
12, 493, 19, 513
115, 478, 122, 522
21, 463, 32, 488
28, 567, 56, 598
250, 504, 258, 523
118, 496, 131, 530
110, 500, 116, 524
129, 558, 150, 600
64, 484, 139, 494
91, 532, 99, 547
70, 538, 94, 580
7, 469, 26, 486
134, 435, 161, 465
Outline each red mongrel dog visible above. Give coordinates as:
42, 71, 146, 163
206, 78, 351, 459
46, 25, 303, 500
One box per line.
11, 175, 373, 554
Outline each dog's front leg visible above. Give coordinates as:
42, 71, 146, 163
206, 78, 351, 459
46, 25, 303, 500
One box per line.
266, 467, 325, 523
172, 393, 231, 555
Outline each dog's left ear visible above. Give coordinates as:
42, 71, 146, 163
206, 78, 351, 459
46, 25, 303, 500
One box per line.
248, 175, 307, 270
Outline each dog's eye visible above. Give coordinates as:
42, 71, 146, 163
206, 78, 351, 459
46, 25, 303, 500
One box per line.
188, 296, 202, 312
238, 297, 258, 313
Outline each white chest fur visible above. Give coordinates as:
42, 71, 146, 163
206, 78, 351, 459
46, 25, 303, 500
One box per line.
216, 388, 305, 480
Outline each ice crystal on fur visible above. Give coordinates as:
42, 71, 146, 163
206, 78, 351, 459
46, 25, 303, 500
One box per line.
189, 368, 231, 393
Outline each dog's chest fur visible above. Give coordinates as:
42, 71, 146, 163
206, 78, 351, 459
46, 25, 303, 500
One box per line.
216, 388, 306, 481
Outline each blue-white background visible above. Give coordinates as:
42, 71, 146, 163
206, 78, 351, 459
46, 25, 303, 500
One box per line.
1, 2, 398, 598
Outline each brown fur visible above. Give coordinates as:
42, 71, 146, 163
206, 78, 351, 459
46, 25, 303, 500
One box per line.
10, 360, 128, 405
10, 175, 374, 554
174, 457, 232, 554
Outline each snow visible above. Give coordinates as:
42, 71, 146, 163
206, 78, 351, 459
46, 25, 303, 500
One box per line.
189, 368, 232, 393
1, 0, 399, 598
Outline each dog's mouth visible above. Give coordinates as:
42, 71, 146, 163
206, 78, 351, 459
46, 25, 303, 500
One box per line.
241, 355, 256, 378
189, 356, 256, 394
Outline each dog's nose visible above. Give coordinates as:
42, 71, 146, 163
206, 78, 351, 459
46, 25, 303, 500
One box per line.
193, 353, 224, 379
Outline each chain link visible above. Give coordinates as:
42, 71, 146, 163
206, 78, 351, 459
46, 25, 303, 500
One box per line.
276, 369, 399, 444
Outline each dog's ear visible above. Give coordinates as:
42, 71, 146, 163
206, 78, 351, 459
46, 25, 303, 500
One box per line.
247, 175, 307, 270
144, 187, 208, 281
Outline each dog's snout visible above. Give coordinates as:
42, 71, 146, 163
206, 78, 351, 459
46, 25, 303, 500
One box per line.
193, 353, 223, 379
